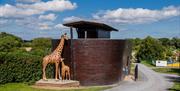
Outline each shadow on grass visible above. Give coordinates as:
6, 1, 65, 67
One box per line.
164, 75, 180, 91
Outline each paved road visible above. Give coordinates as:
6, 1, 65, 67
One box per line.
105, 64, 175, 91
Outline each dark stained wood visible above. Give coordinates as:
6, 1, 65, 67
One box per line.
52, 39, 131, 86
63, 21, 118, 31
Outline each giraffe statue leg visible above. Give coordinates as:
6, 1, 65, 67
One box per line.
68, 71, 71, 80
42, 61, 47, 80
55, 62, 59, 80
62, 69, 65, 80
65, 71, 68, 80
58, 65, 62, 80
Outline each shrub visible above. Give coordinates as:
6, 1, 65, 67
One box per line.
0, 52, 54, 84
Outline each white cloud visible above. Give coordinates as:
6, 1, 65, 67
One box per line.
0, 0, 77, 30
54, 23, 68, 30
0, 0, 77, 18
14, 16, 54, 30
17, 0, 77, 12
16, 0, 41, 3
39, 13, 57, 21
93, 6, 180, 24
0, 4, 43, 17
15, 17, 41, 29
38, 23, 52, 30
63, 16, 83, 23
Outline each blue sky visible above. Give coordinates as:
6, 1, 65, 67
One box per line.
0, 0, 180, 40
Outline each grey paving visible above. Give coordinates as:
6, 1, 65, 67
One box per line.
105, 64, 175, 91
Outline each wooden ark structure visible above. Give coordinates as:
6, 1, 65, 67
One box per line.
52, 21, 132, 86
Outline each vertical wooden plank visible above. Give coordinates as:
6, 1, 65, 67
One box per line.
85, 31, 87, 39
70, 27, 73, 39
70, 27, 75, 80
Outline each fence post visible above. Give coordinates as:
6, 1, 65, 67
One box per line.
135, 64, 138, 81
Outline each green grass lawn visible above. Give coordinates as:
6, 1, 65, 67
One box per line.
152, 68, 180, 76
140, 60, 155, 67
0, 83, 111, 91
168, 82, 180, 91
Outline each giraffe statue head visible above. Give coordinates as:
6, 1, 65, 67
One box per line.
61, 33, 69, 40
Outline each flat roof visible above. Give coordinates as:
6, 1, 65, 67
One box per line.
63, 21, 118, 31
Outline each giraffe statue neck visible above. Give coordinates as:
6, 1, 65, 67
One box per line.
61, 60, 65, 67
53, 37, 65, 55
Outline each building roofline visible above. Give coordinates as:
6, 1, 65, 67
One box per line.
63, 20, 118, 31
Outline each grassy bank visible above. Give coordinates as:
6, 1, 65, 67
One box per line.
169, 82, 180, 91
140, 60, 155, 67
0, 83, 111, 91
152, 68, 180, 76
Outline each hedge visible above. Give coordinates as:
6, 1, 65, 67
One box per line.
0, 52, 54, 84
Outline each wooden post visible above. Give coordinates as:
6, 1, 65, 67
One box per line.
85, 31, 87, 39
135, 64, 138, 81
70, 27, 73, 39
70, 27, 75, 80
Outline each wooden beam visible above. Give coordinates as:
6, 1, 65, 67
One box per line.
70, 27, 75, 80
70, 27, 73, 39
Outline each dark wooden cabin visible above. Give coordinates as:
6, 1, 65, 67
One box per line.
63, 21, 118, 38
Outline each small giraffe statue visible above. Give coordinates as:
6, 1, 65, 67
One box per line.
61, 58, 71, 80
42, 33, 68, 80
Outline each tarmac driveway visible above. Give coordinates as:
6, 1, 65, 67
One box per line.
105, 64, 176, 91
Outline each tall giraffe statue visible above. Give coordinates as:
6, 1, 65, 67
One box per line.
42, 33, 68, 80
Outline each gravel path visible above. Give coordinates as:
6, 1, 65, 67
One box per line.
105, 64, 175, 91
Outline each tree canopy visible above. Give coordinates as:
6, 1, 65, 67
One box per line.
0, 32, 23, 52
136, 36, 165, 61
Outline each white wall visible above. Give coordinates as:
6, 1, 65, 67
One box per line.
156, 60, 167, 67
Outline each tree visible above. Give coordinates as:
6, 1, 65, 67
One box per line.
0, 32, 23, 52
128, 38, 142, 51
159, 38, 171, 47
31, 38, 52, 56
32, 37, 51, 49
137, 36, 165, 61
171, 37, 180, 49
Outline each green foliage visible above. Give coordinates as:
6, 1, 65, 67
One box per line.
0, 32, 54, 84
136, 36, 165, 61
171, 37, 180, 49
159, 37, 180, 49
159, 38, 171, 46
141, 60, 155, 67
0, 32, 23, 52
164, 47, 173, 59
22, 41, 32, 47
169, 82, 180, 91
0, 52, 54, 84
32, 38, 51, 49
128, 38, 142, 51
30, 37, 52, 57
29, 48, 51, 57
